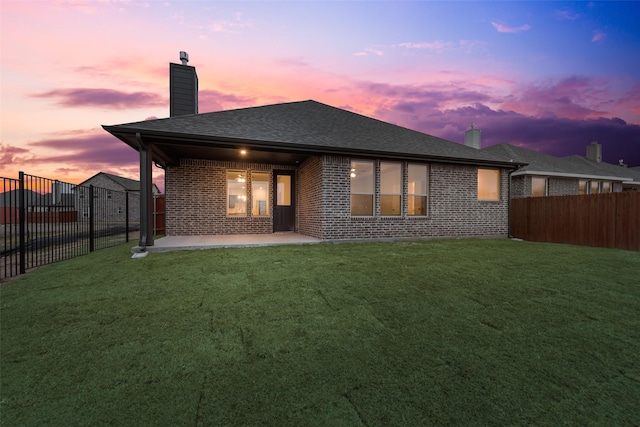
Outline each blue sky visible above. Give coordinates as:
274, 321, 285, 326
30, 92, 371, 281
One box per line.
1, 1, 639, 187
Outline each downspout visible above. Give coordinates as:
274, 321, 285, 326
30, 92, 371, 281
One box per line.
507, 164, 521, 238
508, 168, 513, 238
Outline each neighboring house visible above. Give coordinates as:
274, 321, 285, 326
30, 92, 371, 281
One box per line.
103, 55, 521, 246
482, 142, 639, 198
76, 172, 160, 223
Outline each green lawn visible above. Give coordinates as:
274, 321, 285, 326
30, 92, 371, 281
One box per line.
1, 239, 639, 426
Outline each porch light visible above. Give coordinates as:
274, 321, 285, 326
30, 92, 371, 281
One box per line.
240, 150, 247, 155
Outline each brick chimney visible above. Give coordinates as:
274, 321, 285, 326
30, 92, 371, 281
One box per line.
464, 123, 481, 149
170, 51, 198, 117
586, 141, 602, 163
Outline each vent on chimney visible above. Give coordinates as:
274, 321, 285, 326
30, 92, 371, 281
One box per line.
179, 51, 189, 65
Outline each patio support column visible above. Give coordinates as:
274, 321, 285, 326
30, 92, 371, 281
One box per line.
137, 133, 154, 247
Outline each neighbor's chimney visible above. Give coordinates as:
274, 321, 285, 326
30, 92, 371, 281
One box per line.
586, 141, 602, 163
170, 51, 198, 117
464, 123, 481, 149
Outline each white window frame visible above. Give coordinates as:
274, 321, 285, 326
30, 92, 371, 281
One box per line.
251, 171, 270, 217
350, 160, 375, 217
379, 162, 402, 216
227, 170, 247, 217
478, 168, 500, 201
578, 180, 588, 195
407, 163, 428, 217
531, 177, 548, 197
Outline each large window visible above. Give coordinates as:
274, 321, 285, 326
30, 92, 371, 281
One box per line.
590, 181, 600, 194
478, 168, 500, 201
408, 164, 428, 216
227, 170, 247, 216
251, 172, 270, 216
531, 177, 547, 197
601, 181, 611, 193
350, 160, 374, 216
380, 162, 402, 216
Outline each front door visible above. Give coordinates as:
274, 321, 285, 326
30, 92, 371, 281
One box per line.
273, 170, 295, 232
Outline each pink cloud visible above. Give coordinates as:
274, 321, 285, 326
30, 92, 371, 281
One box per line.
198, 90, 256, 113
354, 47, 384, 57
500, 76, 609, 120
592, 31, 606, 42
491, 21, 531, 33
555, 9, 580, 20
368, 99, 640, 167
32, 88, 165, 109
396, 41, 451, 50
0, 143, 32, 166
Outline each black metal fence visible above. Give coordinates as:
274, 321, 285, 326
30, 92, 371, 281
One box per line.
1, 172, 139, 281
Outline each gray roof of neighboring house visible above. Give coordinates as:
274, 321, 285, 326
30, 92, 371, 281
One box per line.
103, 100, 519, 168
79, 172, 142, 192
483, 143, 635, 182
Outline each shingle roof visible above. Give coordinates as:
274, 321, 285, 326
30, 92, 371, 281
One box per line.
103, 100, 516, 167
79, 172, 141, 191
483, 143, 634, 181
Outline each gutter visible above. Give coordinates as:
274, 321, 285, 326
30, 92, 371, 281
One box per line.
511, 169, 631, 182
507, 165, 520, 239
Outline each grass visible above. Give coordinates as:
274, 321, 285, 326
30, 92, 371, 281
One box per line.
1, 239, 639, 426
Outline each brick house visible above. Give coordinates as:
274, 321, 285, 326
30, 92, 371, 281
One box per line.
103, 55, 520, 247
482, 142, 639, 198
76, 172, 160, 223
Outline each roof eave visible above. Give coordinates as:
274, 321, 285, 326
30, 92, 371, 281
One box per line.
103, 126, 521, 169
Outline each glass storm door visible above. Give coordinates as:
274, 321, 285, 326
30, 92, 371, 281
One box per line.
273, 171, 295, 232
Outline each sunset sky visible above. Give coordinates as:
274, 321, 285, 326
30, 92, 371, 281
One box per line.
1, 1, 639, 191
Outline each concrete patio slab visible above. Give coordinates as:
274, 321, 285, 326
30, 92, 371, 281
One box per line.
143, 232, 322, 253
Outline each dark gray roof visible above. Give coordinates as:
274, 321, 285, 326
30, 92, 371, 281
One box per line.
103, 100, 517, 168
79, 172, 141, 191
483, 143, 634, 181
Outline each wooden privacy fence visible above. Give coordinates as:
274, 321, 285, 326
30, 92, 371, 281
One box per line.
511, 192, 640, 251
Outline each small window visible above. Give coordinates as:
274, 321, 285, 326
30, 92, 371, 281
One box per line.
227, 170, 247, 216
531, 177, 547, 197
478, 168, 500, 201
602, 181, 611, 193
350, 160, 374, 216
590, 181, 599, 195
578, 180, 588, 195
380, 162, 402, 216
107, 190, 112, 199
117, 207, 122, 214
408, 164, 428, 216
79, 188, 85, 199
276, 175, 291, 206
251, 172, 270, 216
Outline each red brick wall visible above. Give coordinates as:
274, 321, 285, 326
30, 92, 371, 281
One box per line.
165, 159, 295, 236
318, 158, 509, 239
298, 156, 324, 238
165, 156, 510, 239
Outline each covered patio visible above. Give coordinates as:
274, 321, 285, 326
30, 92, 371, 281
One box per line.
145, 232, 321, 253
